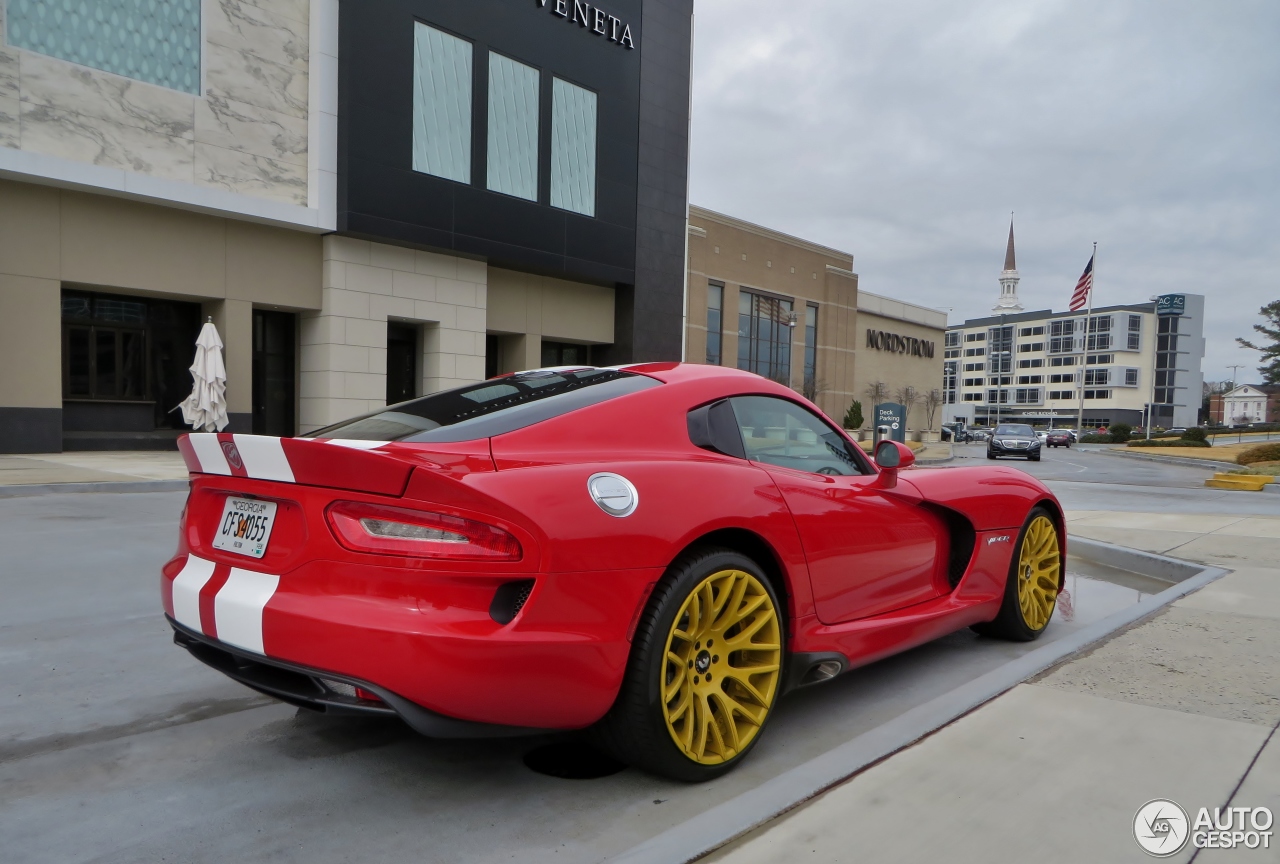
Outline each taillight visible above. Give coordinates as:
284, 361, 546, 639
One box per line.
326, 501, 522, 562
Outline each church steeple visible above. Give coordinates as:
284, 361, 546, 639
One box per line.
992, 215, 1024, 313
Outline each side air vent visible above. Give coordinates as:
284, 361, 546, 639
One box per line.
490, 579, 536, 625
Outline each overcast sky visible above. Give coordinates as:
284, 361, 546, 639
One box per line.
687, 0, 1279, 383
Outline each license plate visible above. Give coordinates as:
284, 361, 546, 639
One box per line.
212, 497, 277, 559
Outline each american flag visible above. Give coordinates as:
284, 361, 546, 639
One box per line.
1069, 255, 1094, 311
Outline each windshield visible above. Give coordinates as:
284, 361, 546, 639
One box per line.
995, 424, 1035, 437
308, 369, 660, 442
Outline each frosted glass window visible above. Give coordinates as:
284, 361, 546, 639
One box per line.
486, 53, 539, 202
412, 22, 473, 184
551, 78, 598, 217
7, 0, 201, 94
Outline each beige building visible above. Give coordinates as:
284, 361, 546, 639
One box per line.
685, 207, 945, 431
0, 0, 624, 453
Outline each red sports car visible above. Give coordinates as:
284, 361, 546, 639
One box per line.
162, 363, 1064, 781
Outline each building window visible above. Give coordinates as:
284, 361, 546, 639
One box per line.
1049, 319, 1078, 354
1017, 375, 1044, 385
1127, 315, 1142, 350
1049, 356, 1079, 367
413, 23, 474, 184
988, 326, 1013, 374
1086, 314, 1113, 351
963, 393, 981, 402
541, 340, 592, 367
1018, 342, 1044, 353
1048, 390, 1074, 400
964, 362, 985, 372
8, 0, 201, 94
1086, 354, 1114, 365
803, 304, 818, 387
965, 333, 986, 342
945, 332, 961, 348
550, 78, 598, 216
1018, 358, 1045, 369
945, 349, 961, 358
1015, 388, 1042, 405
1125, 368, 1139, 387
1018, 326, 1045, 337
964, 377, 983, 387
1084, 390, 1112, 400
987, 389, 1010, 404
706, 282, 724, 365
944, 361, 958, 403
487, 53, 540, 201
1084, 369, 1110, 386
737, 291, 793, 384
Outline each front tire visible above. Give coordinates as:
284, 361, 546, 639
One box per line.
987, 452, 998, 460
973, 507, 1061, 641
593, 548, 784, 782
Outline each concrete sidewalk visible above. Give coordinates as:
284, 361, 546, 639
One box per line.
706, 511, 1280, 864
0, 452, 188, 489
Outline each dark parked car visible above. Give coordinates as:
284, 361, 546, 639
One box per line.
941, 423, 972, 443
1046, 430, 1072, 448
987, 423, 1042, 461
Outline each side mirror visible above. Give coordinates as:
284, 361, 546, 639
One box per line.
875, 440, 915, 487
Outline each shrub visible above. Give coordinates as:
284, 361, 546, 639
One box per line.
1109, 422, 1133, 442
1079, 433, 1112, 443
844, 399, 863, 430
1182, 427, 1208, 443
1127, 438, 1211, 448
1239, 442, 1280, 465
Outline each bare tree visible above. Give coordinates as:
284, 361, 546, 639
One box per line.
801, 375, 826, 403
864, 381, 889, 406
922, 388, 944, 429
894, 385, 919, 426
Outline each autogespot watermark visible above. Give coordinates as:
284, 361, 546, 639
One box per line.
1133, 799, 1274, 857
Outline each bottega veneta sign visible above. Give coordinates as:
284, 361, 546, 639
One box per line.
866, 329, 935, 358
538, 0, 636, 49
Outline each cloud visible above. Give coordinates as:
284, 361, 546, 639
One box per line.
688, 0, 1280, 381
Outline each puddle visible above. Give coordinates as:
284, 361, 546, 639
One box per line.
1056, 555, 1174, 624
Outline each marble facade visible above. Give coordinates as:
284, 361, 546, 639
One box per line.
0, 0, 310, 206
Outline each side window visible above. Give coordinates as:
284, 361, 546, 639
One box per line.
728, 396, 869, 476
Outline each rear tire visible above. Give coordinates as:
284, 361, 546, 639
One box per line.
972, 507, 1061, 641
593, 548, 784, 782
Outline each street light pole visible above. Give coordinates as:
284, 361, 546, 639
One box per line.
1226, 365, 1245, 429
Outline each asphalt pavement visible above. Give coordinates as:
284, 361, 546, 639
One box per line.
1, 451, 1275, 863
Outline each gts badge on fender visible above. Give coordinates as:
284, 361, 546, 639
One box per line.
987, 535, 1012, 545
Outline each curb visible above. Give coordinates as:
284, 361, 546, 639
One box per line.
608, 539, 1229, 864
1095, 448, 1238, 472
0, 479, 188, 498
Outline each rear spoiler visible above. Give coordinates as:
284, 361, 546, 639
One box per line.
177, 434, 412, 497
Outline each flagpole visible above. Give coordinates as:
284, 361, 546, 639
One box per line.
1075, 242, 1096, 438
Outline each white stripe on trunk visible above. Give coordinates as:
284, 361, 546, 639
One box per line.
214, 568, 280, 655
324, 439, 389, 450
234, 436, 296, 483
188, 434, 232, 475
171, 555, 217, 632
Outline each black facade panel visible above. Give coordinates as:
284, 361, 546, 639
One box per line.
339, 0, 690, 362
0, 408, 61, 454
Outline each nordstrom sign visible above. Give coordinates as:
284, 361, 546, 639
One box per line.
538, 0, 636, 49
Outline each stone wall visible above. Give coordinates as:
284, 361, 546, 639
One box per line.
300, 236, 488, 432
0, 0, 311, 206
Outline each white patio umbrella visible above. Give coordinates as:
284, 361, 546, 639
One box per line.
178, 319, 230, 433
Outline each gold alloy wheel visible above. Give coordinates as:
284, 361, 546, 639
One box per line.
661, 569, 782, 765
1017, 515, 1061, 631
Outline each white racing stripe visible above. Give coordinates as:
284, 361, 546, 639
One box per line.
214, 567, 280, 655
171, 555, 216, 632
234, 435, 296, 483
188, 434, 232, 475
325, 439, 389, 450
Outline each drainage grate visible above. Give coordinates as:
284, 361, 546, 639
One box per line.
523, 742, 627, 779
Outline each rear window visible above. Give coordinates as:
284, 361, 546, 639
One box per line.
307, 369, 660, 443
